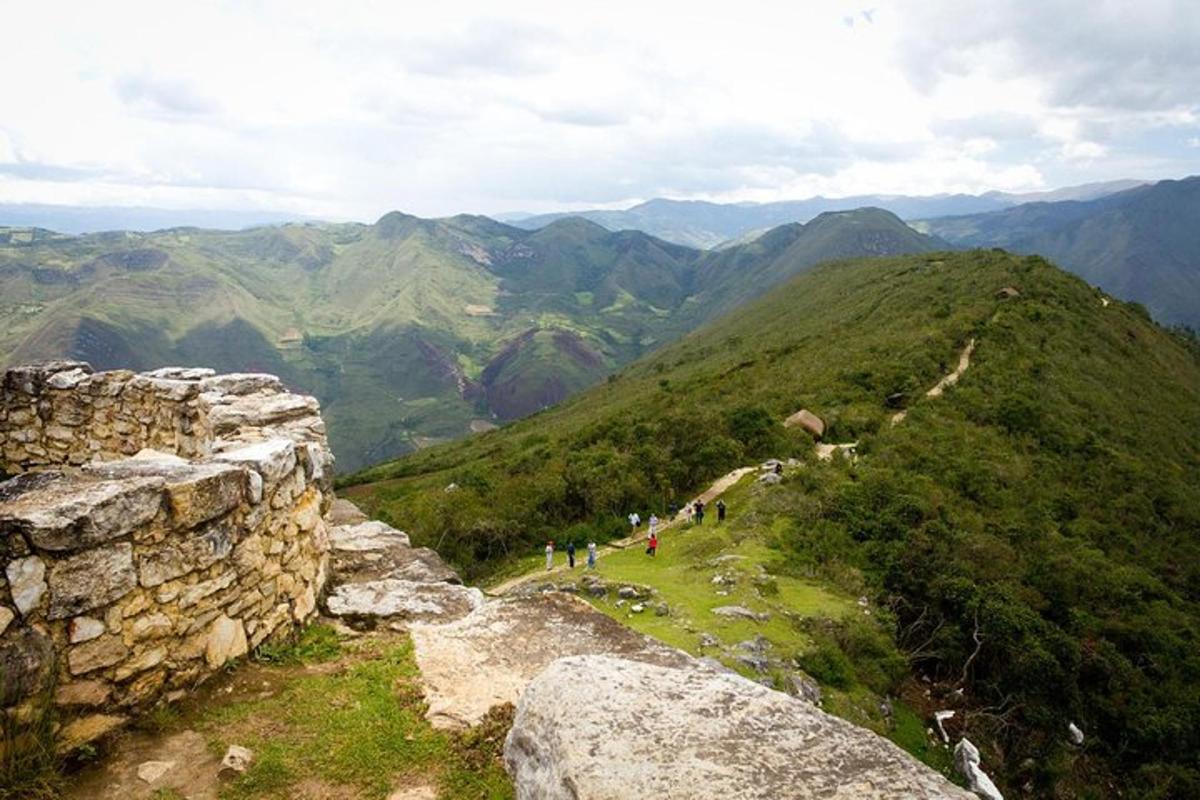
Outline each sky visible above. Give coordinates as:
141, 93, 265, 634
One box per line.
1, 0, 1198, 220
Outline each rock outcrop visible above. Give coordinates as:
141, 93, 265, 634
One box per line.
505, 654, 974, 800
0, 361, 334, 749
784, 408, 825, 438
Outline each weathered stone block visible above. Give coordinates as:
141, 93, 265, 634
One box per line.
68, 635, 128, 675
55, 680, 112, 707
138, 518, 234, 587
5, 555, 46, 616
48, 542, 137, 619
205, 615, 247, 668
0, 475, 164, 551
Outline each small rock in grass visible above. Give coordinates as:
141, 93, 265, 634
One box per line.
218, 744, 253, 779
136, 760, 175, 784
630, 603, 645, 614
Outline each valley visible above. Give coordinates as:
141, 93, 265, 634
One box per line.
0, 208, 941, 471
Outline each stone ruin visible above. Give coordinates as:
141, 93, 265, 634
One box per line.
0, 361, 334, 750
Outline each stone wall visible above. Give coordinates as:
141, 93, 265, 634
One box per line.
0, 361, 334, 750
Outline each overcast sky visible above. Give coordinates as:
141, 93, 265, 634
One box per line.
1, 0, 1197, 220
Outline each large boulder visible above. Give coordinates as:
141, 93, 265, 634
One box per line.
409, 594, 691, 730
784, 409, 825, 438
505, 655, 973, 800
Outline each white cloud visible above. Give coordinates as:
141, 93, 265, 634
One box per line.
0, 0, 1195, 219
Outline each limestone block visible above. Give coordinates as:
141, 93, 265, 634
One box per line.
6, 555, 47, 616
198, 373, 283, 397
114, 646, 167, 681
128, 612, 172, 641
68, 634, 129, 675
0, 627, 54, 705
178, 570, 237, 609
85, 457, 246, 529
143, 367, 216, 381
0, 474, 164, 551
205, 615, 248, 668
48, 542, 137, 619
69, 616, 106, 643
55, 680, 112, 707
0, 606, 12, 635
211, 439, 297, 486
57, 713, 127, 752
784, 408, 825, 438
138, 518, 234, 587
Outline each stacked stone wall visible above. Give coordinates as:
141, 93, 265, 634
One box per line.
0, 361, 334, 750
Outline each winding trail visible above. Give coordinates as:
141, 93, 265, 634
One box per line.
891, 338, 975, 425
491, 338, 978, 596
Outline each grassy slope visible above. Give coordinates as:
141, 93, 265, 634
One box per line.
345, 250, 1200, 797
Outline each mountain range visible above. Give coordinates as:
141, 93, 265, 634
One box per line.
502, 179, 1146, 249
0, 207, 941, 470
916, 176, 1200, 328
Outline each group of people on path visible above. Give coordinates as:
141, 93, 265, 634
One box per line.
545, 539, 597, 571
543, 497, 730, 571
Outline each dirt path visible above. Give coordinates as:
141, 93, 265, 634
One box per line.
486, 466, 756, 596
891, 338, 976, 424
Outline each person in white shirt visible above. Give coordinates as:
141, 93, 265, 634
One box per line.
545, 540, 554, 570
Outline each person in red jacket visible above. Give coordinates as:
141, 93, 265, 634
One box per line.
646, 532, 658, 557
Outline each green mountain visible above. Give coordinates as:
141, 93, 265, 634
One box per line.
505, 180, 1145, 249
917, 176, 1200, 328
344, 250, 1200, 797
0, 208, 939, 471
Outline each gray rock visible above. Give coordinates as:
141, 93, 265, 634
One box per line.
143, 367, 216, 381
757, 472, 782, 485
69, 616, 106, 643
137, 518, 234, 587
205, 615, 249, 668
207, 393, 318, 435
6, 555, 47, 615
953, 738, 1004, 800
218, 744, 254, 779
784, 409, 825, 438
0, 627, 54, 705
698, 633, 721, 649
330, 520, 412, 551
85, 458, 246, 529
654, 603, 669, 617
211, 439, 296, 485
586, 583, 607, 598
505, 655, 973, 800
712, 605, 769, 622
788, 673, 823, 706
325, 579, 484, 624
736, 654, 771, 673
1068, 721, 1084, 746
617, 586, 640, 599
630, 603, 645, 614
136, 759, 176, 784
47, 542, 137, 619
200, 373, 283, 396
0, 475, 165, 551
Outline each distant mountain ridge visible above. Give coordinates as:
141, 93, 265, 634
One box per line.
917, 176, 1200, 327
0, 207, 941, 470
0, 203, 314, 235
504, 179, 1147, 248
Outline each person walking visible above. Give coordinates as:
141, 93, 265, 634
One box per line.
587, 540, 597, 569
628, 511, 641, 534
648, 514, 659, 536
566, 541, 576, 569
685, 503, 695, 524
545, 540, 554, 571
646, 532, 658, 557
717, 499, 727, 524
695, 500, 705, 525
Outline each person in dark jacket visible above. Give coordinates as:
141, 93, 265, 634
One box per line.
716, 499, 727, 523
566, 541, 576, 568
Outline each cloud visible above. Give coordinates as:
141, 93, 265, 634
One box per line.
0, 0, 1195, 219
115, 74, 220, 117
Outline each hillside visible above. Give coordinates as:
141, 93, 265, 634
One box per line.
507, 180, 1145, 249
0, 209, 939, 471
344, 250, 1200, 797
918, 176, 1200, 328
